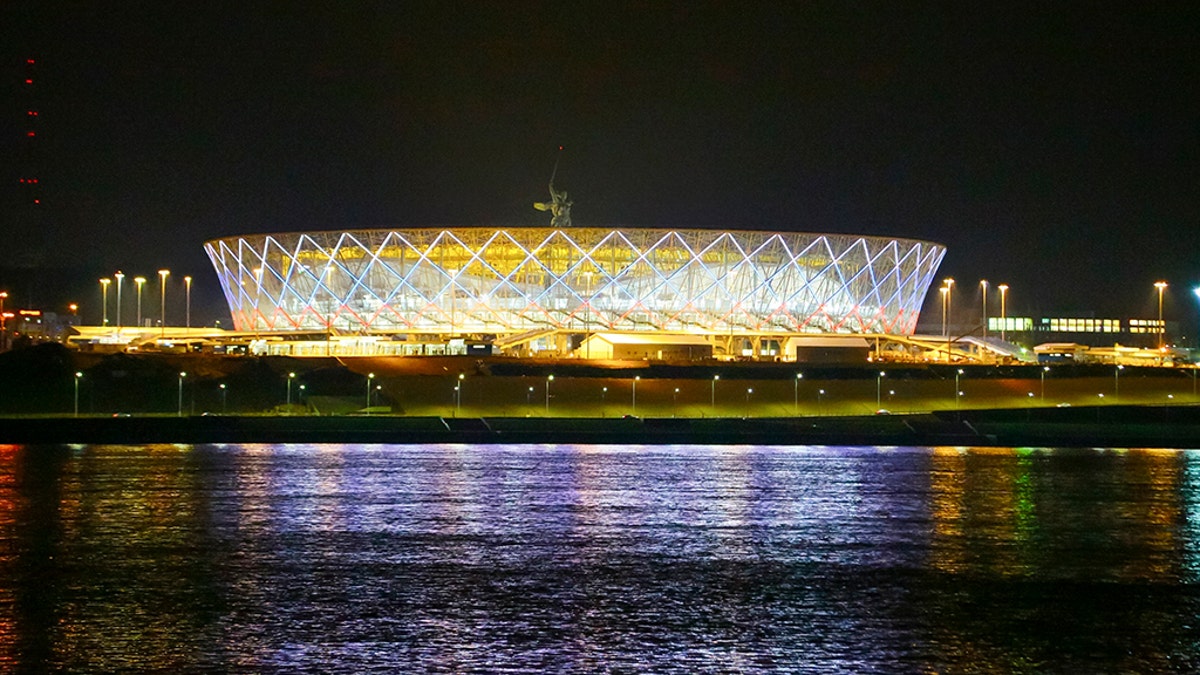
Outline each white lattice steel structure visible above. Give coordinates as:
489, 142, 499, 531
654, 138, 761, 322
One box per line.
205, 227, 945, 336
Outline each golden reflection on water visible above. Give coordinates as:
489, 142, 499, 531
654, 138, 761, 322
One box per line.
927, 446, 1187, 582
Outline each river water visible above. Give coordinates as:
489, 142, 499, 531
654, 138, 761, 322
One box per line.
2, 443, 1200, 672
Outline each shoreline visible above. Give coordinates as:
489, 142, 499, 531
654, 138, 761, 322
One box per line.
4, 404, 1200, 448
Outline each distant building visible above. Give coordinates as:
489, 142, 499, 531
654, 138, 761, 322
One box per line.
990, 315, 1174, 349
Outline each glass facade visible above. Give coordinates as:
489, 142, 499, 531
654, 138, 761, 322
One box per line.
205, 227, 946, 336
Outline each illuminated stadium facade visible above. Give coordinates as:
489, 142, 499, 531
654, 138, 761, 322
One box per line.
204, 227, 945, 353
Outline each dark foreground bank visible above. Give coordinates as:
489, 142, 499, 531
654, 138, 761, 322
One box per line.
3, 404, 1200, 447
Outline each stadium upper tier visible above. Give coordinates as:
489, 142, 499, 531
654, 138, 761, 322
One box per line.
205, 227, 946, 336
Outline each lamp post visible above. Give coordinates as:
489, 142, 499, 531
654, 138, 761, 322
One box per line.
980, 279, 989, 341
366, 372, 375, 414
998, 284, 1009, 342
287, 372, 296, 409
74, 371, 82, 417
939, 285, 949, 337
1115, 364, 1123, 400
185, 275, 193, 330
817, 389, 825, 415
1040, 366, 1050, 402
794, 372, 803, 415
220, 383, 227, 414
944, 277, 955, 330
632, 376, 640, 414
745, 388, 753, 418
954, 368, 964, 411
712, 374, 719, 410
158, 269, 170, 337
456, 373, 465, 413
134, 276, 146, 327
114, 271, 124, 329
546, 374, 554, 414
298, 384, 306, 410
99, 279, 110, 326
601, 386, 607, 412
944, 278, 955, 360
0, 291, 7, 349
876, 371, 886, 409
1155, 281, 1168, 349
177, 371, 187, 417
527, 386, 534, 407
673, 387, 680, 417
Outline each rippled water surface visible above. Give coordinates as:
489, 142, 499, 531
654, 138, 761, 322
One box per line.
3, 443, 1200, 672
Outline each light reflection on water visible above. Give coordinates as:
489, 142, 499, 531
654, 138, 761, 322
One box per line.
1, 444, 1200, 672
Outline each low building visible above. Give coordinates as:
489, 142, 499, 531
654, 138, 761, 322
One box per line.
576, 333, 713, 361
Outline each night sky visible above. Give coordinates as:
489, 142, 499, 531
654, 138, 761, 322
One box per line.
3, 1, 1198, 328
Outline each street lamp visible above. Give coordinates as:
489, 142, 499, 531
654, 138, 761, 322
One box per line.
876, 371, 886, 409
185, 275, 193, 330
817, 389, 825, 415
939, 286, 949, 337
114, 271, 125, 329
954, 368, 964, 411
1115, 364, 1124, 400
134, 276, 146, 327
1040, 366, 1050, 402
1155, 281, 1168, 349
712, 374, 720, 410
287, 372, 296, 409
980, 279, 989, 341
673, 387, 680, 416
456, 373, 465, 413
998, 284, 1009, 342
546, 374, 554, 413
74, 371, 82, 417
601, 386, 608, 411
99, 279, 110, 326
0, 291, 6, 350
745, 387, 753, 418
177, 371, 187, 417
944, 278, 955, 360
944, 277, 955, 329
632, 376, 640, 413
794, 372, 803, 414
158, 269, 170, 337
527, 386, 534, 407
220, 383, 227, 414
366, 372, 375, 414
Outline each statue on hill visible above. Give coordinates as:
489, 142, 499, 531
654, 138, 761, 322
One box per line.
533, 148, 572, 228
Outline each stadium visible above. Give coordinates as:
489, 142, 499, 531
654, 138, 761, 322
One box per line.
203, 227, 946, 360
